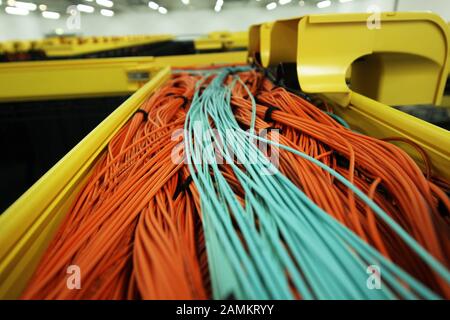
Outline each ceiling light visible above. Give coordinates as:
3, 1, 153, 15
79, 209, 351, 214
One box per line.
76, 4, 94, 13
181, 0, 189, 4
148, 1, 158, 10
5, 6, 29, 15
100, 8, 114, 16
266, 2, 277, 10
38, 4, 46, 11
42, 11, 60, 19
317, 0, 331, 8
96, 0, 113, 8
299, 0, 305, 6
158, 6, 167, 14
339, 0, 352, 2
7, 0, 15, 6
279, 0, 291, 5
13, 1, 37, 11
214, 0, 223, 12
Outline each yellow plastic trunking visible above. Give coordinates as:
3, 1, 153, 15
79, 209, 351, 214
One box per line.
249, 12, 450, 182
194, 31, 248, 51
0, 51, 247, 102
0, 67, 171, 299
42, 35, 174, 58
0, 35, 174, 58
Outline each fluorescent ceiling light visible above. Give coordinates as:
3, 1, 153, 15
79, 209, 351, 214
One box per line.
266, 2, 277, 10
42, 11, 60, 19
214, 0, 223, 12
100, 8, 114, 16
181, 0, 189, 4
76, 4, 94, 13
148, 1, 158, 10
96, 0, 113, 8
158, 6, 167, 14
5, 6, 29, 15
279, 0, 291, 5
14, 1, 37, 11
317, 0, 331, 8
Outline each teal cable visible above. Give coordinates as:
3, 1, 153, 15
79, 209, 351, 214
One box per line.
183, 67, 444, 300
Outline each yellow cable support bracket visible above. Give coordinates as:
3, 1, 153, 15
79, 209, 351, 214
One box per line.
194, 31, 248, 51
248, 12, 450, 180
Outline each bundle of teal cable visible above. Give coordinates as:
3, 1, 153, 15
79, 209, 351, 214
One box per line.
183, 67, 450, 299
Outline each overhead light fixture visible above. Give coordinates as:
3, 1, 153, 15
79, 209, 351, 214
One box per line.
13, 1, 37, 11
76, 4, 94, 13
158, 6, 167, 14
148, 1, 158, 10
100, 8, 114, 16
181, 0, 189, 5
5, 6, 29, 15
38, 4, 46, 11
7, 0, 16, 6
298, 0, 305, 6
266, 2, 277, 10
339, 0, 352, 2
317, 0, 331, 8
279, 0, 291, 5
214, 0, 223, 12
42, 11, 60, 19
96, 0, 113, 8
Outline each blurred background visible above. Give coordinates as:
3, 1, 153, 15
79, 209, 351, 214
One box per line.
0, 0, 449, 40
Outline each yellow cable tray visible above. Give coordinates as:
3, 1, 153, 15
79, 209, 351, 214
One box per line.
1, 14, 450, 299
250, 12, 449, 106
0, 51, 247, 102
42, 35, 174, 58
0, 50, 248, 298
194, 31, 248, 51
0, 67, 171, 299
